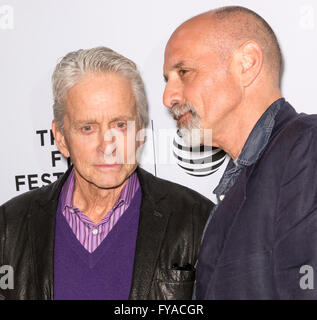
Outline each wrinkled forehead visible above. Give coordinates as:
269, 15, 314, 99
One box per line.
65, 73, 137, 120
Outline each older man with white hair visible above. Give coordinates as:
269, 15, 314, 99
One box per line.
0, 47, 212, 300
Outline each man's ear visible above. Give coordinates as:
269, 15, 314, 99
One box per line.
52, 120, 70, 158
236, 40, 263, 87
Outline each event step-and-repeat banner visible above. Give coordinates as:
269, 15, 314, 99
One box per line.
0, 0, 316, 205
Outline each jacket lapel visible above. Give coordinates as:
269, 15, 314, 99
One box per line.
28, 198, 57, 299
129, 168, 172, 299
28, 167, 72, 299
197, 166, 250, 298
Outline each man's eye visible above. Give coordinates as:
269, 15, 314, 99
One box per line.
81, 125, 93, 132
179, 69, 188, 77
116, 122, 127, 129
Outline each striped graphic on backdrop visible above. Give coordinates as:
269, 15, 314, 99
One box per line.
173, 130, 227, 177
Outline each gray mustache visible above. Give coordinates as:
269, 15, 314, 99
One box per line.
169, 103, 199, 120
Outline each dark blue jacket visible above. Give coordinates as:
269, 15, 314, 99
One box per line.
196, 100, 317, 299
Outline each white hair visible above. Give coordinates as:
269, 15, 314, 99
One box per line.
52, 46, 149, 132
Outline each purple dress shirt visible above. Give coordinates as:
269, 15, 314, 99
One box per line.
59, 169, 140, 253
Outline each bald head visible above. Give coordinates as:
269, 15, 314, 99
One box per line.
169, 6, 282, 85
163, 6, 283, 154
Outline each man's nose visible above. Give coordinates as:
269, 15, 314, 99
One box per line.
98, 130, 116, 155
163, 80, 183, 109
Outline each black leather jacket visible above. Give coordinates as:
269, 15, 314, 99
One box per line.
0, 167, 212, 300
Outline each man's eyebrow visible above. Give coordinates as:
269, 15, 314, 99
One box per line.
163, 62, 185, 82
172, 62, 185, 69
109, 116, 133, 122
73, 120, 98, 125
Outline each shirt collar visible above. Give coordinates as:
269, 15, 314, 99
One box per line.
235, 97, 284, 167
213, 98, 284, 199
60, 168, 139, 222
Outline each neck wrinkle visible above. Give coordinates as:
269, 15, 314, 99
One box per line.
72, 171, 127, 224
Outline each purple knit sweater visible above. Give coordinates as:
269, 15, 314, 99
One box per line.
53, 187, 142, 300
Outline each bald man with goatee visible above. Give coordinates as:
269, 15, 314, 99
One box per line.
163, 6, 317, 299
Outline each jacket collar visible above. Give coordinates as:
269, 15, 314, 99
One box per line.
34, 165, 73, 208
268, 99, 299, 142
